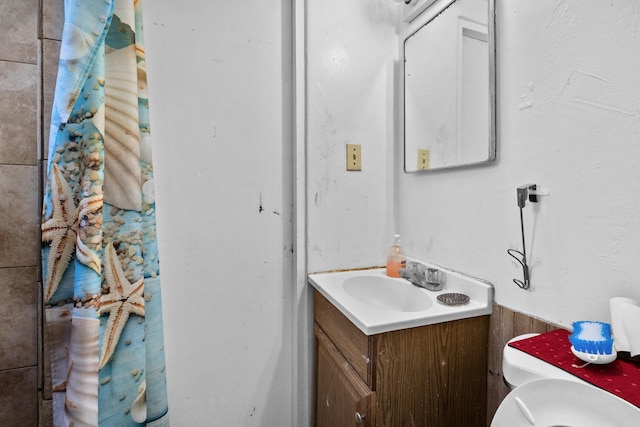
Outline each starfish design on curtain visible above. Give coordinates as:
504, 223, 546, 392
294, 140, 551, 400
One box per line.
43, 1, 169, 422
41, 163, 103, 302
97, 242, 145, 369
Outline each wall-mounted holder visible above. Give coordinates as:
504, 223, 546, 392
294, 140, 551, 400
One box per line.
516, 184, 550, 207
401, 0, 436, 23
508, 184, 548, 290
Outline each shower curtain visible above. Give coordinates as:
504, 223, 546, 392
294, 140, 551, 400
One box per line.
41, 0, 169, 425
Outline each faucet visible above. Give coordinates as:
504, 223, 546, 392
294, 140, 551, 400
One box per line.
399, 262, 443, 292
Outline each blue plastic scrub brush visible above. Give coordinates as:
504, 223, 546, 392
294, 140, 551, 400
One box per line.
569, 321, 617, 365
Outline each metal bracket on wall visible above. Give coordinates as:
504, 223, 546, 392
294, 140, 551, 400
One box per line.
508, 183, 549, 290
516, 184, 537, 208
402, 0, 439, 23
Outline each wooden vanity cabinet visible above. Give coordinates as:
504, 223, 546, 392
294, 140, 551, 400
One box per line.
313, 291, 489, 427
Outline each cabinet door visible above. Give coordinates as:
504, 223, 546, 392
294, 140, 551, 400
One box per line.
314, 292, 375, 388
315, 325, 375, 427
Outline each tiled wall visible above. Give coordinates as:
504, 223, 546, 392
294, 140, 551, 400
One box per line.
0, 0, 62, 425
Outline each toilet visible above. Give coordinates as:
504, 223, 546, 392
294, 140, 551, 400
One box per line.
491, 334, 640, 426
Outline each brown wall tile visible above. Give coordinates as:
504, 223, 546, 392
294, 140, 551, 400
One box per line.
42, 40, 61, 156
0, 61, 38, 165
0, 0, 60, 424
39, 397, 53, 427
0, 267, 38, 370
0, 165, 40, 268
0, 367, 38, 427
0, 0, 38, 64
42, 0, 65, 42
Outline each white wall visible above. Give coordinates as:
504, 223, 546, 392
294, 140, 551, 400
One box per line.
306, 0, 640, 326
306, 0, 399, 273
143, 1, 294, 425
397, 0, 640, 326
140, 0, 639, 424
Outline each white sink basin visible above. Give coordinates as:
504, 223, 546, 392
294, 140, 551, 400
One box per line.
308, 265, 493, 335
342, 275, 433, 312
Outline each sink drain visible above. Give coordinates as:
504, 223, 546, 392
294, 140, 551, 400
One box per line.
437, 293, 470, 306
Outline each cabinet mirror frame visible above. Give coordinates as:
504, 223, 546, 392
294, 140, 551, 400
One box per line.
403, 0, 496, 173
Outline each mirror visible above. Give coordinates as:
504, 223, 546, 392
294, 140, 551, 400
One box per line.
403, 0, 495, 172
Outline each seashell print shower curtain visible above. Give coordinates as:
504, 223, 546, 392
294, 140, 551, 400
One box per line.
41, 0, 169, 425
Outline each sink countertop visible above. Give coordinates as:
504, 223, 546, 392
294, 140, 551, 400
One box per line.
308, 266, 494, 335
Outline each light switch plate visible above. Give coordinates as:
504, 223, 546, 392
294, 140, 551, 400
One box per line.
347, 144, 361, 171
417, 149, 430, 170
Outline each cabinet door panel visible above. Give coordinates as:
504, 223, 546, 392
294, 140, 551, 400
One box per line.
314, 292, 374, 387
375, 317, 488, 426
315, 325, 375, 427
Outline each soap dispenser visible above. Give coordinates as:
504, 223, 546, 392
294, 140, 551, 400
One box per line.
386, 234, 406, 278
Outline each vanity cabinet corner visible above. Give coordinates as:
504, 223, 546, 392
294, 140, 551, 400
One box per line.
313, 291, 489, 427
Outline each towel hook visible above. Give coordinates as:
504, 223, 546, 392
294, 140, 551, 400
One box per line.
507, 184, 539, 290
